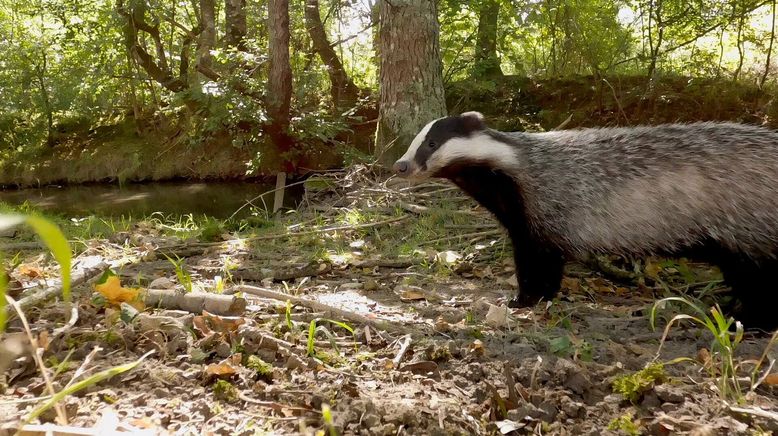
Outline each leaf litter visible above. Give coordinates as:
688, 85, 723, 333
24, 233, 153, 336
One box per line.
1, 164, 777, 435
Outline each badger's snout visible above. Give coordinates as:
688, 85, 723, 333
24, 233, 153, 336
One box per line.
393, 160, 410, 176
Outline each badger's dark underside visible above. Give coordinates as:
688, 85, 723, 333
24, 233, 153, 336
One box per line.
438, 163, 778, 330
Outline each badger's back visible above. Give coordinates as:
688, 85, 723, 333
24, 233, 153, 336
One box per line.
507, 122, 778, 257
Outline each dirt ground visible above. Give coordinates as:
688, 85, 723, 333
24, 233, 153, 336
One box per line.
1, 166, 777, 435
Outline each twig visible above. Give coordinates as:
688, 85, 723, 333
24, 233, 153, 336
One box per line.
11, 256, 108, 312
235, 285, 407, 334
729, 405, 778, 422
424, 229, 503, 245
237, 391, 315, 412
553, 114, 573, 130
64, 346, 102, 390
5, 295, 68, 425
392, 334, 412, 368
602, 78, 629, 123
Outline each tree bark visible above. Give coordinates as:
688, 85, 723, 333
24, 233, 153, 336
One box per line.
304, 0, 360, 110
197, 0, 216, 71
761, 0, 776, 88
472, 0, 502, 78
117, 0, 188, 93
225, 0, 247, 49
375, 0, 447, 166
267, 0, 294, 170
33, 54, 54, 147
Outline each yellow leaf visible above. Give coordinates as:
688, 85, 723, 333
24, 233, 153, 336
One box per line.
94, 275, 143, 307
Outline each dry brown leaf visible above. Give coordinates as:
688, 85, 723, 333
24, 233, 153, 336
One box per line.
17, 265, 42, 278
762, 373, 778, 386
205, 362, 238, 378
400, 289, 427, 301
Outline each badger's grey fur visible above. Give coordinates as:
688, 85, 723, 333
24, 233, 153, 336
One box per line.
393, 112, 778, 329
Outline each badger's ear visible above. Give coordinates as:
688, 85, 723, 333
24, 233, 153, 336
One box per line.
460, 111, 486, 134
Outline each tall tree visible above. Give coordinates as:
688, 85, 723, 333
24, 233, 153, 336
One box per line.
375, 0, 447, 166
197, 0, 216, 71
224, 0, 247, 49
304, 0, 360, 111
473, 0, 502, 78
267, 0, 294, 170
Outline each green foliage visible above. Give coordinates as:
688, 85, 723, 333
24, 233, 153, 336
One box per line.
212, 379, 239, 403
650, 297, 745, 401
607, 411, 641, 436
0, 213, 72, 333
163, 254, 194, 293
612, 363, 665, 403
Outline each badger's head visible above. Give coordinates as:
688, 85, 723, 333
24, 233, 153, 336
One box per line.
393, 111, 513, 180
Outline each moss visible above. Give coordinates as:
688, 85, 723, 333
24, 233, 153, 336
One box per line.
612, 363, 665, 403
245, 355, 274, 381
212, 379, 239, 403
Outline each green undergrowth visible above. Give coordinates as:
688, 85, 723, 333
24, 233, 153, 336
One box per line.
0, 191, 509, 272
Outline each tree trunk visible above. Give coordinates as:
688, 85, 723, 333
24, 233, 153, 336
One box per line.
472, 0, 502, 78
197, 0, 216, 71
267, 0, 294, 170
375, 0, 447, 166
225, 0, 247, 49
733, 2, 746, 81
34, 53, 54, 147
304, 0, 360, 110
761, 0, 776, 88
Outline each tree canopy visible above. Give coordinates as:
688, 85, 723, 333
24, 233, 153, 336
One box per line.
0, 0, 775, 177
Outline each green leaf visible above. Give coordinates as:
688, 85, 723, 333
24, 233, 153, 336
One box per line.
96, 268, 117, 285
25, 216, 72, 301
307, 320, 317, 356
549, 335, 573, 357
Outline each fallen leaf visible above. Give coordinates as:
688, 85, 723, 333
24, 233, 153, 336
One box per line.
762, 373, 778, 386
94, 271, 144, 309
485, 304, 511, 328
18, 265, 42, 278
205, 361, 238, 378
399, 288, 427, 301
470, 339, 484, 356
436, 250, 462, 266
496, 420, 526, 434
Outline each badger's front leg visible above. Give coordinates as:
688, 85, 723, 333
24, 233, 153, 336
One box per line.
506, 230, 565, 308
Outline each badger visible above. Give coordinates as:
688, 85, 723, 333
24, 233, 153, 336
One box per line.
392, 111, 778, 329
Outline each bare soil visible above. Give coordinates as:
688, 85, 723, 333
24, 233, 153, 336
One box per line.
1, 166, 777, 435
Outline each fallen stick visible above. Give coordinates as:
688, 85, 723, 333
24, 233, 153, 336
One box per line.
12, 256, 108, 311
729, 406, 778, 423
144, 289, 247, 316
392, 334, 412, 368
0, 241, 47, 251
235, 285, 407, 334
232, 262, 331, 282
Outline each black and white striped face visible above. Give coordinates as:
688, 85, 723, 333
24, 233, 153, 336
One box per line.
392, 112, 512, 180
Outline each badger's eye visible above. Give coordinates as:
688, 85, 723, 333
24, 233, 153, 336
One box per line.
427, 140, 436, 149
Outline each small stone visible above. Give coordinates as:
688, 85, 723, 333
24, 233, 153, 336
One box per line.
362, 413, 381, 428
603, 393, 624, 405
640, 390, 661, 408
149, 277, 175, 289
660, 402, 678, 413
654, 384, 685, 403
562, 400, 584, 418
363, 279, 379, 292
215, 341, 232, 358
339, 282, 362, 291
507, 403, 544, 421
538, 401, 558, 421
